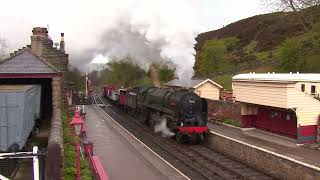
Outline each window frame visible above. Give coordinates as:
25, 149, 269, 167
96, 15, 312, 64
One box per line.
311, 85, 316, 95
301, 84, 305, 92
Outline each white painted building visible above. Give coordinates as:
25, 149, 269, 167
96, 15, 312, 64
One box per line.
232, 73, 320, 143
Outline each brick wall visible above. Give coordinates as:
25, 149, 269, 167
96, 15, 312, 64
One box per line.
207, 99, 241, 121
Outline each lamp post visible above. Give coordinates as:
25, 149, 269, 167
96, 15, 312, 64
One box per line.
70, 110, 84, 180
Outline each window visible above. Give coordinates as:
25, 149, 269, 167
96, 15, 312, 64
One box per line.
286, 113, 291, 121
301, 84, 305, 92
271, 111, 278, 119
311, 85, 316, 95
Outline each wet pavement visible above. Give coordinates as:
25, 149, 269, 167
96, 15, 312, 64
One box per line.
84, 105, 188, 180
208, 122, 320, 167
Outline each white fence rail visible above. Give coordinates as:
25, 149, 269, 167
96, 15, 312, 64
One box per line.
0, 146, 41, 180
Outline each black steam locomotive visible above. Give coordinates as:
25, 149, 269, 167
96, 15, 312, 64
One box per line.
104, 85, 209, 143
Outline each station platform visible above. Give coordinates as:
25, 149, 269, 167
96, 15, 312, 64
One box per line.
208, 122, 320, 168
84, 105, 188, 180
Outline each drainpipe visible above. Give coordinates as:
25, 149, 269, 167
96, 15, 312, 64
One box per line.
290, 108, 300, 144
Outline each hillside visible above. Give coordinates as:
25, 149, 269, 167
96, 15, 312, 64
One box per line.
194, 5, 320, 90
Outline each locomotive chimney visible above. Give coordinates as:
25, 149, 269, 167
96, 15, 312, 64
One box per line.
60, 33, 65, 52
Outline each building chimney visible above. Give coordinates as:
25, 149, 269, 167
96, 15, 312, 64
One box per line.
60, 33, 65, 52
30, 27, 48, 56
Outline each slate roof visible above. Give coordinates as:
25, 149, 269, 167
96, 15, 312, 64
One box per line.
165, 78, 223, 89
0, 48, 58, 74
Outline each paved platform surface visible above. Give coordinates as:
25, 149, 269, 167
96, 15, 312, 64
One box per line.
84, 105, 187, 180
208, 122, 320, 167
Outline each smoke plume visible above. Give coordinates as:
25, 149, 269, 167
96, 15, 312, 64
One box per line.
76, 0, 200, 81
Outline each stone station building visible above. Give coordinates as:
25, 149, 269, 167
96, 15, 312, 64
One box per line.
0, 27, 68, 179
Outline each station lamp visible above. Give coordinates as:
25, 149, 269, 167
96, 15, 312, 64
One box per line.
70, 110, 84, 136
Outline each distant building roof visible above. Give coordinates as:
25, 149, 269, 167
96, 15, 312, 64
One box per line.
165, 78, 223, 89
0, 48, 58, 74
233, 73, 320, 82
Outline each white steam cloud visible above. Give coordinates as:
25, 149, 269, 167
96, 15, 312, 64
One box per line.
0, 0, 201, 80
85, 0, 201, 80
153, 116, 175, 138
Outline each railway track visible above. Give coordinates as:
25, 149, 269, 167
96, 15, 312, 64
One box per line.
93, 93, 275, 180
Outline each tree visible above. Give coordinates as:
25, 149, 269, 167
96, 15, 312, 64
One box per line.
263, 0, 320, 31
197, 39, 226, 75
277, 37, 305, 72
103, 58, 148, 87
66, 67, 86, 91
0, 38, 7, 60
264, 0, 320, 11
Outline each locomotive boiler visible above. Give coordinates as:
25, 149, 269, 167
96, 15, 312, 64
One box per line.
139, 87, 209, 143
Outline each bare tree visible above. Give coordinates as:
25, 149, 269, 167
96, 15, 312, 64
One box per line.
263, 0, 320, 31
0, 38, 7, 60
264, 0, 320, 11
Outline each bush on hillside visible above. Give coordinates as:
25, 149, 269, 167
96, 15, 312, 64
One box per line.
277, 37, 305, 72
224, 37, 240, 52
197, 39, 226, 75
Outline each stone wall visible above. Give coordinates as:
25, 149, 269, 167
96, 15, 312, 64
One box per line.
207, 99, 241, 121
208, 132, 320, 179
52, 76, 63, 109
47, 109, 64, 180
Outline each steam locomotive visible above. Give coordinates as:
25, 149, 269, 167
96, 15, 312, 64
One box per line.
102, 85, 209, 143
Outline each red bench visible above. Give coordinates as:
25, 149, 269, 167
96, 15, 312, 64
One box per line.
89, 156, 109, 180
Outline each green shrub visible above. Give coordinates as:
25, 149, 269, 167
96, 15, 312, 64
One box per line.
65, 158, 76, 168
213, 75, 232, 91
81, 176, 93, 180
65, 174, 76, 180
277, 37, 304, 72
223, 119, 241, 127
65, 150, 76, 159
255, 51, 270, 61
158, 65, 175, 84
81, 168, 92, 177
81, 158, 87, 170
65, 167, 76, 179
224, 37, 240, 51
244, 41, 257, 54
198, 39, 227, 75
304, 54, 320, 72
64, 144, 74, 152
62, 111, 93, 180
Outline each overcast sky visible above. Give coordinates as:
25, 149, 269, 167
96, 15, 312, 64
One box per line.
0, 0, 267, 71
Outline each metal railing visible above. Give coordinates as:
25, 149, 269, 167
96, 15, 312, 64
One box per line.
0, 146, 46, 180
